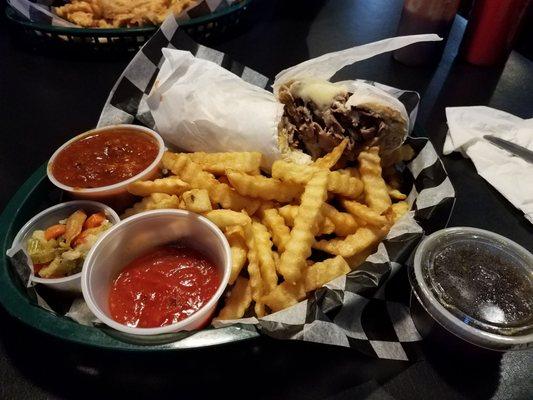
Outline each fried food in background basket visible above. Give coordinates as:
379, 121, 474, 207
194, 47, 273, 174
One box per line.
54, 0, 200, 28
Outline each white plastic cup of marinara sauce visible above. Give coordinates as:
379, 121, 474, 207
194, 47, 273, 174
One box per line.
7, 200, 121, 293
82, 209, 232, 335
47, 124, 165, 210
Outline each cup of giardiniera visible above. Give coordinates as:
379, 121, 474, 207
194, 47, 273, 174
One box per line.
7, 200, 120, 293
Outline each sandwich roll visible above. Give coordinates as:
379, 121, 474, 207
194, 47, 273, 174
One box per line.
278, 79, 408, 165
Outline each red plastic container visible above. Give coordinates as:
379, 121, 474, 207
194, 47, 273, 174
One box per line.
462, 0, 531, 66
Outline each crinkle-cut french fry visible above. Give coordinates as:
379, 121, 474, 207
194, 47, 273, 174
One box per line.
390, 201, 410, 222
185, 152, 262, 175
303, 256, 350, 292
381, 144, 416, 167
218, 175, 231, 186
313, 138, 349, 170
341, 199, 388, 226
226, 170, 303, 202
225, 227, 248, 285
243, 223, 265, 317
127, 176, 190, 197
252, 221, 278, 295
181, 189, 212, 213
255, 201, 277, 217
386, 185, 407, 201
327, 170, 364, 199
162, 151, 219, 190
313, 226, 387, 258
321, 203, 359, 236
344, 246, 376, 271
163, 152, 259, 214
271, 161, 363, 198
225, 224, 245, 240
278, 205, 335, 235
122, 193, 180, 219
272, 250, 280, 273
358, 147, 391, 214
261, 208, 290, 253
337, 167, 360, 179
204, 210, 251, 229
261, 281, 305, 313
216, 277, 252, 320
209, 183, 260, 215
278, 170, 328, 284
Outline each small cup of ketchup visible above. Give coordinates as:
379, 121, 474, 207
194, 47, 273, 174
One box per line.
81, 209, 231, 336
47, 124, 165, 210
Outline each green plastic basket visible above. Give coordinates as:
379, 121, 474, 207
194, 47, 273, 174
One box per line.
0, 163, 259, 350
5, 0, 252, 53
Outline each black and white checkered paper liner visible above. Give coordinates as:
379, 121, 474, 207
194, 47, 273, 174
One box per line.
7, 0, 238, 27
93, 17, 456, 361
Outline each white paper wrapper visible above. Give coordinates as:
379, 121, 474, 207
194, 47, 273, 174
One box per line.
146, 33, 441, 168
146, 49, 284, 168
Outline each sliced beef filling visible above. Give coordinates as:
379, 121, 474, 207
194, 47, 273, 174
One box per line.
280, 90, 386, 162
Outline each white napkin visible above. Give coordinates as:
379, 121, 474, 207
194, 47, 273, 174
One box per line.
444, 106, 533, 223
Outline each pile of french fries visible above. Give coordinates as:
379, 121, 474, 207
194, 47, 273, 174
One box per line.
123, 139, 414, 319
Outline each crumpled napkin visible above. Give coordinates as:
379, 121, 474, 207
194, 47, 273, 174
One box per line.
444, 106, 533, 223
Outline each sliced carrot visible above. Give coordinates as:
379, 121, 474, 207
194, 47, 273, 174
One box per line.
72, 231, 88, 248
44, 224, 66, 241
83, 212, 106, 229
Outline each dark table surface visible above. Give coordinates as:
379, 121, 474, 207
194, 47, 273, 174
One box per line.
1, 0, 532, 399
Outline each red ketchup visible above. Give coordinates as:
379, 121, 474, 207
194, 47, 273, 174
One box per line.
108, 245, 220, 328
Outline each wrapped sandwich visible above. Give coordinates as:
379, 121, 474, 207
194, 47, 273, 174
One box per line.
146, 34, 440, 169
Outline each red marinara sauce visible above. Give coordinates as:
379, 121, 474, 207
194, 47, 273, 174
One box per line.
51, 129, 159, 189
108, 245, 221, 328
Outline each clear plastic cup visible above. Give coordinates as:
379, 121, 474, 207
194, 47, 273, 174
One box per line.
81, 209, 232, 335
410, 227, 533, 351
7, 201, 120, 293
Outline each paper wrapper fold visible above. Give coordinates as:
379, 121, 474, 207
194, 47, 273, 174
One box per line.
7, 18, 455, 361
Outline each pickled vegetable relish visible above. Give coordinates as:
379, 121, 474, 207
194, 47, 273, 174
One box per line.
27, 210, 111, 278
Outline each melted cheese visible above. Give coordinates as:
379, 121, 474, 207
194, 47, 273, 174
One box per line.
290, 79, 347, 110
